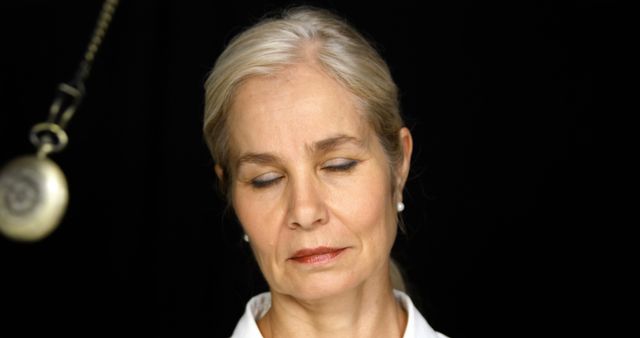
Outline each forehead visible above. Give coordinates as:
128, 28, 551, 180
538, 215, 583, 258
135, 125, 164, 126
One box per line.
227, 63, 370, 159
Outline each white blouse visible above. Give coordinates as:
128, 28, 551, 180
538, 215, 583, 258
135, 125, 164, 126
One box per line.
230, 290, 449, 338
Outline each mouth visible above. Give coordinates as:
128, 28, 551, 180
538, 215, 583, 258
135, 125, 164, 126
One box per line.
289, 246, 348, 265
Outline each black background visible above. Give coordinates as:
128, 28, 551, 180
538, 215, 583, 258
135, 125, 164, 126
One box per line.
0, 0, 621, 336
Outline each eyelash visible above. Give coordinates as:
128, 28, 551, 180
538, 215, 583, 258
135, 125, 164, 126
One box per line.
249, 160, 359, 189
322, 159, 358, 172
251, 176, 283, 188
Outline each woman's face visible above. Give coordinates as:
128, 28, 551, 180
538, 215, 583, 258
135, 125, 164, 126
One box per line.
223, 63, 411, 301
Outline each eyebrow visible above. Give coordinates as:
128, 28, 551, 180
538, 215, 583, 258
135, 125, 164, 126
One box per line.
312, 134, 364, 154
235, 152, 281, 171
235, 134, 364, 170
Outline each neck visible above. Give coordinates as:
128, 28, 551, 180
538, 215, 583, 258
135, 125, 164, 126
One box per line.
257, 272, 407, 338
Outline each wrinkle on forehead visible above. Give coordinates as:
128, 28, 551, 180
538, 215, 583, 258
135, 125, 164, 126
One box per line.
225, 63, 370, 167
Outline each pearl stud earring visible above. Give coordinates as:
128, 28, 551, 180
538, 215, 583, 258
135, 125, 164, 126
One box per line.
243, 234, 249, 243
397, 202, 405, 212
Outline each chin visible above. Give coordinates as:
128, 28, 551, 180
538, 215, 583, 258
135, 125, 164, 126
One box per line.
285, 271, 363, 301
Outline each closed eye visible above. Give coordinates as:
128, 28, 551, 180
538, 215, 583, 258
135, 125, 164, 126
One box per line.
322, 159, 358, 172
250, 172, 283, 189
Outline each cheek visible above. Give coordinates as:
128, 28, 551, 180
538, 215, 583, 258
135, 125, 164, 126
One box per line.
232, 186, 283, 262
232, 182, 281, 229
331, 164, 396, 247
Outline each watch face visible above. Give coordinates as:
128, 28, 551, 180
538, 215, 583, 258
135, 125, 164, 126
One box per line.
0, 155, 68, 242
1, 165, 42, 217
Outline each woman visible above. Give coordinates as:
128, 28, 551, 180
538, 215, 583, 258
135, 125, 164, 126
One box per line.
203, 6, 448, 338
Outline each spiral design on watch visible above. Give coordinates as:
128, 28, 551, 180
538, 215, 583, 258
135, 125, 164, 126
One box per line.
0, 167, 42, 217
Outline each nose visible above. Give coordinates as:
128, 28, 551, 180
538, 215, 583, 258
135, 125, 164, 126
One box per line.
287, 174, 328, 230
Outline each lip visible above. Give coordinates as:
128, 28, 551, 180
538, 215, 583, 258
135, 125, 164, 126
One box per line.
289, 246, 348, 265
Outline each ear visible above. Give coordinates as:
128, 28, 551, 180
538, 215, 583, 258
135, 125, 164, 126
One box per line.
214, 164, 224, 182
396, 127, 413, 194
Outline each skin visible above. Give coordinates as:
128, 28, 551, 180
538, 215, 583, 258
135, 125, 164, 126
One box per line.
216, 62, 413, 338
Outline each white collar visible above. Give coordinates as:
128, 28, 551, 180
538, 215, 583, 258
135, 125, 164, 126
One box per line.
230, 290, 448, 338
